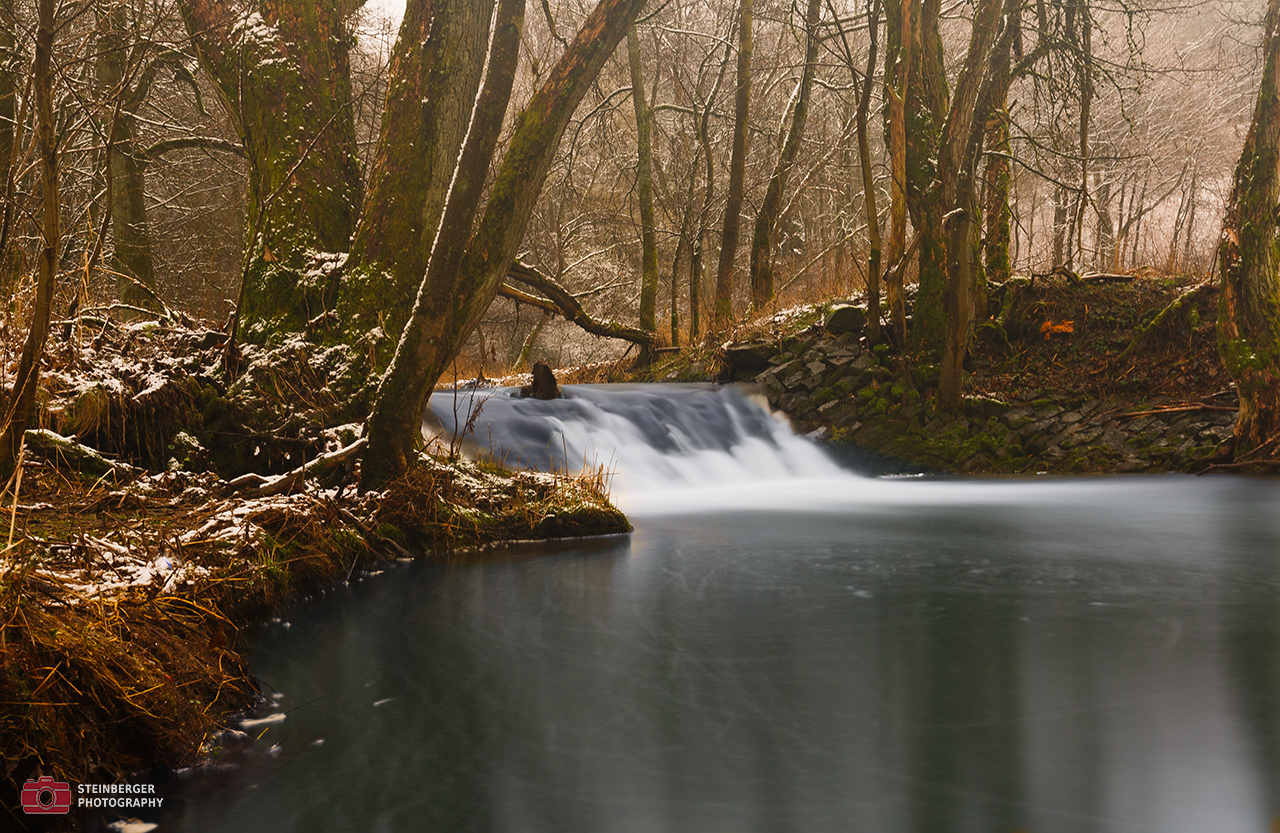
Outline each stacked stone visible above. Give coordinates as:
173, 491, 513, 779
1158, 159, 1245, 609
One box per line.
727, 311, 1236, 474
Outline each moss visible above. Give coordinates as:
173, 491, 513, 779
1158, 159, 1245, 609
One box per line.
1218, 336, 1269, 384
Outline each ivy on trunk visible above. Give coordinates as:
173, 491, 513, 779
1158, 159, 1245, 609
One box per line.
1218, 0, 1280, 450
178, 0, 363, 335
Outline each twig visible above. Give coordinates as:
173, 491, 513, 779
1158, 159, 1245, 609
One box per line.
7, 441, 25, 551
1119, 404, 1236, 419
1198, 458, 1280, 474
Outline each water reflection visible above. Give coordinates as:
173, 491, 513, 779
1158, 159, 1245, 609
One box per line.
162, 478, 1280, 833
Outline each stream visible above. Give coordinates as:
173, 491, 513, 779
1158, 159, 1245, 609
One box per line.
153, 384, 1280, 832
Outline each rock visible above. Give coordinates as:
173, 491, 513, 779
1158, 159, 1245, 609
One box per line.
520, 362, 561, 400
824, 304, 866, 335
723, 341, 779, 377
782, 371, 808, 390
962, 395, 1008, 420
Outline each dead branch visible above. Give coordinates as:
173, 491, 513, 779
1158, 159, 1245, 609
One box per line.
1119, 403, 1236, 419
506, 261, 657, 347
235, 437, 367, 499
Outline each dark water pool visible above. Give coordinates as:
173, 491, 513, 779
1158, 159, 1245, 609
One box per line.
154, 476, 1280, 833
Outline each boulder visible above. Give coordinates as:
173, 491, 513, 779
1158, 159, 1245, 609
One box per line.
824, 304, 866, 335
722, 341, 779, 379
520, 362, 561, 400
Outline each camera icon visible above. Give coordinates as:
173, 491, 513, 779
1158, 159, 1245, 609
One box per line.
20, 776, 71, 814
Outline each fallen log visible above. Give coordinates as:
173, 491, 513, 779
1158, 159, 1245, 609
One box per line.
232, 437, 367, 498
1116, 280, 1212, 363
23, 429, 137, 479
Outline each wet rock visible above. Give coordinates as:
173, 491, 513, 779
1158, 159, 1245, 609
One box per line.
520, 362, 561, 400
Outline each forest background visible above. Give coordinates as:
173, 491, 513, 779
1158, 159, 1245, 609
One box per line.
0, 0, 1272, 477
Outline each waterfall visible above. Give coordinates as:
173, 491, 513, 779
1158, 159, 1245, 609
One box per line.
426, 383, 849, 501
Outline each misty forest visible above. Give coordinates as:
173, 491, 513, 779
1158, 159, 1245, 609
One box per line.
7, 0, 1280, 826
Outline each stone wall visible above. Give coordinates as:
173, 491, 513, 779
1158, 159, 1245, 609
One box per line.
729, 331, 1235, 475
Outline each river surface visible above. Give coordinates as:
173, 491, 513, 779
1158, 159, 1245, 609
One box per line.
156, 386, 1280, 832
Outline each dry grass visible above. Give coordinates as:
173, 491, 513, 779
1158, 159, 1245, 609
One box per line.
0, 442, 627, 830
376, 453, 628, 552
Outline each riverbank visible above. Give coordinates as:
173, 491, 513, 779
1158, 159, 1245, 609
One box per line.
2, 453, 626, 832
580, 270, 1251, 475
0, 321, 629, 832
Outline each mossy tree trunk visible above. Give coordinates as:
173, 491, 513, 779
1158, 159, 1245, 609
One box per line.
937, 0, 1023, 407
95, 0, 159, 309
747, 0, 820, 311
178, 0, 363, 336
714, 0, 751, 329
982, 104, 1011, 286
883, 0, 910, 345
345, 0, 493, 342
0, 0, 58, 474
1218, 0, 1280, 450
885, 0, 948, 353
627, 25, 658, 335
361, 0, 650, 489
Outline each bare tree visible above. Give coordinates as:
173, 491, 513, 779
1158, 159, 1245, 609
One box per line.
714, 0, 751, 328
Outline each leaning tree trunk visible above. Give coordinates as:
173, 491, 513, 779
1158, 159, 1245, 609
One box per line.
714, 0, 752, 329
345, 0, 493, 343
627, 25, 658, 334
178, 0, 363, 335
1069, 0, 1092, 275
747, 0, 820, 311
0, 0, 58, 475
362, 0, 651, 489
1218, 0, 1280, 451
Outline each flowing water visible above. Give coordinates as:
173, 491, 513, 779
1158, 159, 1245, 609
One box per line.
155, 385, 1280, 832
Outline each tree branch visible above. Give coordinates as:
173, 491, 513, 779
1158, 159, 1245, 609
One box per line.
507, 261, 657, 347
142, 136, 245, 166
